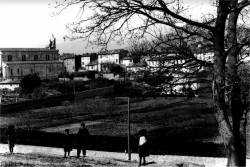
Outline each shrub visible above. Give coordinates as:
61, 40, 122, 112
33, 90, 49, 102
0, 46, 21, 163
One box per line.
20, 73, 41, 93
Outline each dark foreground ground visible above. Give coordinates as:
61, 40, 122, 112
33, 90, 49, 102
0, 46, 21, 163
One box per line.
0, 97, 225, 158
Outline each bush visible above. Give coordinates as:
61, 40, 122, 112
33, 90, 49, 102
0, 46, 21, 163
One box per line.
69, 72, 88, 78
20, 73, 41, 93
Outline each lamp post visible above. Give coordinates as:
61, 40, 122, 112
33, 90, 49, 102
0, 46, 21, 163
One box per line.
116, 96, 131, 160
127, 97, 131, 160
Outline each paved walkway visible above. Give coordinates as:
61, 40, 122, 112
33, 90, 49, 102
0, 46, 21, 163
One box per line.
0, 144, 232, 167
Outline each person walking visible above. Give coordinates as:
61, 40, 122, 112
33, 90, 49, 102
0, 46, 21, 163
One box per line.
6, 125, 16, 154
63, 129, 73, 158
138, 129, 149, 166
76, 122, 89, 158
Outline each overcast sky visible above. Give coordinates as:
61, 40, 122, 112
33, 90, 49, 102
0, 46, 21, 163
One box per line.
0, 0, 214, 54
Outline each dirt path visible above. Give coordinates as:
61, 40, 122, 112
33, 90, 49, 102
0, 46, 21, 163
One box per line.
0, 144, 229, 167
40, 121, 103, 133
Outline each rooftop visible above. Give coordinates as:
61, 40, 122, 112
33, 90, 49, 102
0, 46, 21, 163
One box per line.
0, 48, 58, 52
98, 49, 128, 55
121, 56, 133, 60
147, 55, 187, 61
86, 59, 98, 66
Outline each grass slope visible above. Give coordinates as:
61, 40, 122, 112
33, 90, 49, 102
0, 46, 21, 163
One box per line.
0, 97, 224, 157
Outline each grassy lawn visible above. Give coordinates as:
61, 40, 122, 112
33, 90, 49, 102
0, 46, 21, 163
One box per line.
0, 97, 224, 157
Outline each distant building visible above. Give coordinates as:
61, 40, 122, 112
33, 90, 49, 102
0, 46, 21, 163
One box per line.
0, 79, 19, 91
126, 61, 147, 72
120, 56, 134, 66
80, 54, 91, 71
62, 54, 76, 73
97, 49, 128, 72
86, 59, 98, 71
0, 37, 63, 80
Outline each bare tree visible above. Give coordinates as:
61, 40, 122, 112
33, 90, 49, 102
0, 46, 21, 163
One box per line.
54, 1, 250, 166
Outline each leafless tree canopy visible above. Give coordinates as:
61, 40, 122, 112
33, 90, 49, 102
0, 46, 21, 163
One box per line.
53, 1, 250, 166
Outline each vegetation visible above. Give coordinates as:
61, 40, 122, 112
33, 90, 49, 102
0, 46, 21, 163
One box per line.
110, 64, 125, 75
1, 97, 221, 157
19, 74, 43, 99
19, 73, 41, 93
54, 1, 250, 166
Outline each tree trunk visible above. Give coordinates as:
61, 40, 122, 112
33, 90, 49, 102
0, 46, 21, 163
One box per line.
247, 109, 250, 159
226, 2, 246, 166
212, 1, 245, 167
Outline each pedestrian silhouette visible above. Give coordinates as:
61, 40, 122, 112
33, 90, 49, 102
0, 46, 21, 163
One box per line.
138, 129, 149, 166
76, 123, 89, 158
6, 125, 16, 154
63, 129, 72, 158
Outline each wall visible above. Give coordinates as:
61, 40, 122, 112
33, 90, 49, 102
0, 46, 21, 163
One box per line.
0, 93, 74, 114
0, 86, 115, 114
74, 86, 114, 101
0, 83, 19, 91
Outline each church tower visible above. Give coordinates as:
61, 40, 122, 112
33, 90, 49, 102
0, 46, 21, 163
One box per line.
49, 34, 56, 49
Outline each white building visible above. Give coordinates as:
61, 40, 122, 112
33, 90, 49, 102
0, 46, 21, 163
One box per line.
97, 49, 128, 72
120, 56, 134, 66
86, 59, 98, 71
81, 54, 91, 71
0, 79, 19, 91
126, 61, 147, 72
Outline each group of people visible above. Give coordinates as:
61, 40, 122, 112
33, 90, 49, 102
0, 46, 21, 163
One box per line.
63, 122, 89, 158
6, 123, 149, 166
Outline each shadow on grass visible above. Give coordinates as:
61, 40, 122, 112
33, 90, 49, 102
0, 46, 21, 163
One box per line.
0, 127, 225, 158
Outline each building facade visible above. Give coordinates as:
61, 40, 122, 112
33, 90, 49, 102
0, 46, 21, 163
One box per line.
97, 49, 128, 72
0, 39, 63, 80
63, 55, 76, 73
120, 56, 134, 66
81, 54, 91, 71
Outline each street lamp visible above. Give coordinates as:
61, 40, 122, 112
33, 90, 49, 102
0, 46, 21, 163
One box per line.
116, 96, 131, 160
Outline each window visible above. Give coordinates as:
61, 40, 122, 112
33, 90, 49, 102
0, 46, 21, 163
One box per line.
31, 69, 33, 73
34, 55, 38, 61
22, 55, 26, 61
49, 68, 52, 72
17, 68, 20, 75
46, 55, 50, 61
10, 69, 13, 76
8, 55, 12, 61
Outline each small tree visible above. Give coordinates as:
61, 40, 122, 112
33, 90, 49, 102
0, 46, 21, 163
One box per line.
20, 73, 41, 93
110, 64, 124, 75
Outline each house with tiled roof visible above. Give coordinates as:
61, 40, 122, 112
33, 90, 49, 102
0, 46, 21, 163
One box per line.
86, 59, 98, 71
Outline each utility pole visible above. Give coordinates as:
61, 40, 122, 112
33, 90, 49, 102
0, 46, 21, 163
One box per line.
127, 97, 131, 160
116, 96, 131, 160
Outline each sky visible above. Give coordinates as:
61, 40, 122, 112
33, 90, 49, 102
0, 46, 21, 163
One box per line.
0, 0, 214, 54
